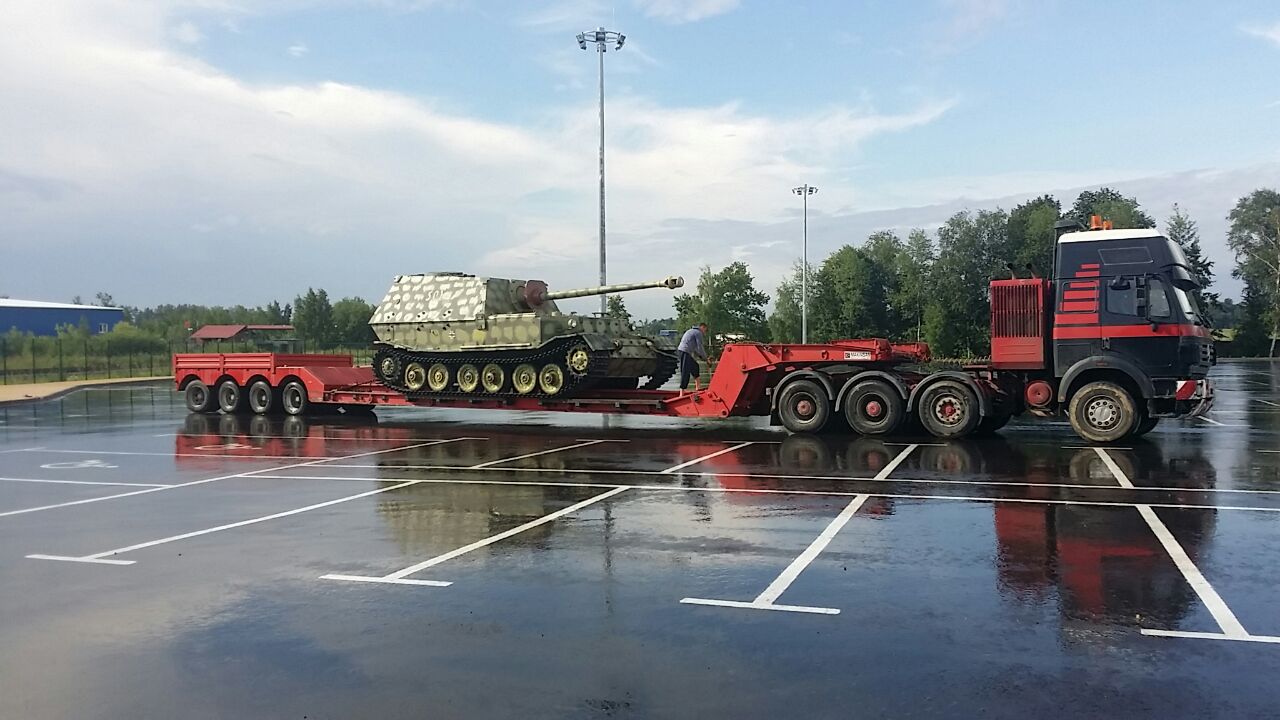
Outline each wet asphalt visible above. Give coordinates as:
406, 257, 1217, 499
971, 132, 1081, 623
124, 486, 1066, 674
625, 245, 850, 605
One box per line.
1, 362, 1278, 719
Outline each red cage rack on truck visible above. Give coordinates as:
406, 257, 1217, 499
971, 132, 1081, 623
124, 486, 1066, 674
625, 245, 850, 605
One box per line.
174, 216, 1213, 443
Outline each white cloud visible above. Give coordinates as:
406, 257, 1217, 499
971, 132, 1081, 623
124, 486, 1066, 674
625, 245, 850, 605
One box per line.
0, 0, 952, 316
1242, 21, 1280, 47
634, 0, 740, 24
287, 42, 309, 57
171, 20, 203, 45
934, 0, 1009, 51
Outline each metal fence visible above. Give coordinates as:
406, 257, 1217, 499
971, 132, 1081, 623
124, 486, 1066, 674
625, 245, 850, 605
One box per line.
0, 337, 375, 385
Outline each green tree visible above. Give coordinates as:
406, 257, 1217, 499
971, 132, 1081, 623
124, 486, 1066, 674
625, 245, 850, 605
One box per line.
673, 262, 769, 353
94, 292, 115, 307
1164, 204, 1218, 316
1227, 189, 1280, 356
897, 229, 935, 341
292, 288, 335, 347
264, 300, 292, 324
862, 230, 907, 337
1068, 187, 1155, 229
1006, 195, 1060, 273
332, 297, 376, 345
924, 209, 1009, 357
605, 295, 631, 323
812, 246, 880, 341
768, 262, 807, 343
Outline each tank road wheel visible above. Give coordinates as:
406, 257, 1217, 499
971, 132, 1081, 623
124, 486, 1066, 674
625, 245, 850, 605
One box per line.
481, 363, 506, 393
918, 380, 980, 439
185, 380, 214, 413
539, 364, 567, 395
377, 353, 402, 384
426, 363, 450, 392
1068, 381, 1138, 444
843, 379, 906, 436
566, 345, 592, 377
247, 380, 276, 415
404, 362, 428, 392
281, 380, 310, 416
778, 379, 831, 433
457, 364, 480, 393
217, 380, 246, 414
512, 364, 538, 394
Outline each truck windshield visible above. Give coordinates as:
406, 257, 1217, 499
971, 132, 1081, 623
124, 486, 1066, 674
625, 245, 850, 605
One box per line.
1174, 285, 1205, 326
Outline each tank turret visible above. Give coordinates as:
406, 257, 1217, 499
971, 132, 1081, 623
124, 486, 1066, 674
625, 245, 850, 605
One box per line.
369, 273, 685, 398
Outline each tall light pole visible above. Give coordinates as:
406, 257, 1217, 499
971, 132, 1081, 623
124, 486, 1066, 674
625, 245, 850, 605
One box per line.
577, 27, 625, 316
791, 184, 818, 343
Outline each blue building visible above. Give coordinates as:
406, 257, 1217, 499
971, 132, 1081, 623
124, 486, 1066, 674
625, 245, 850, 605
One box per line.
0, 299, 125, 336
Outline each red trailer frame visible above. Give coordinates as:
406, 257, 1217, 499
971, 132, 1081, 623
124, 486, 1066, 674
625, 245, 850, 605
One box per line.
173, 339, 935, 423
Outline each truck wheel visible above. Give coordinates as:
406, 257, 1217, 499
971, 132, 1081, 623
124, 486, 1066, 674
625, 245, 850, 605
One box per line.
1068, 381, 1138, 443
281, 380, 310, 416
1131, 413, 1159, 437
778, 379, 831, 433
185, 381, 214, 413
843, 379, 906, 436
973, 412, 1011, 436
917, 380, 980, 438
248, 380, 276, 415
217, 380, 246, 414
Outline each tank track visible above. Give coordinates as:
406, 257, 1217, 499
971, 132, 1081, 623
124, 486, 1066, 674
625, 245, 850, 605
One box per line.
374, 340, 611, 400
641, 350, 678, 390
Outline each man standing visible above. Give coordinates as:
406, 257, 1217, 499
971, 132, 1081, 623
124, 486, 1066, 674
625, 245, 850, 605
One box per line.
677, 322, 709, 391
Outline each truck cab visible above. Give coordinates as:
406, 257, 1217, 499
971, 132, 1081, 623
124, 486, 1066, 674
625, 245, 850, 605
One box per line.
1053, 223, 1214, 385
988, 216, 1214, 442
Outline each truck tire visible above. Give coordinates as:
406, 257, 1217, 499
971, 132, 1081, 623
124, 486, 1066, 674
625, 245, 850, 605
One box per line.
843, 379, 906, 436
217, 380, 246, 414
281, 380, 310, 416
973, 412, 1011, 436
185, 380, 215, 413
248, 380, 276, 415
917, 380, 980, 439
778, 379, 832, 433
1068, 381, 1138, 443
1131, 413, 1159, 437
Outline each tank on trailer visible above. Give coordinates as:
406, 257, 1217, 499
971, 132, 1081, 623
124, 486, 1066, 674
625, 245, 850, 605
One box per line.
369, 273, 684, 398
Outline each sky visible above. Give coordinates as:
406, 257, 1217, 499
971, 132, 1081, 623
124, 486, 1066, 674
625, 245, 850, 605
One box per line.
2, 0, 1279, 318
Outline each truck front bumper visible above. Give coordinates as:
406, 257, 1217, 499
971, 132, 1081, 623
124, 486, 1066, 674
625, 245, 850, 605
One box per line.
1175, 378, 1214, 418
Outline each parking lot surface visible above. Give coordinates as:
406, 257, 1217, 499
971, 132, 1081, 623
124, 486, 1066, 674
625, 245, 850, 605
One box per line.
2, 361, 1279, 719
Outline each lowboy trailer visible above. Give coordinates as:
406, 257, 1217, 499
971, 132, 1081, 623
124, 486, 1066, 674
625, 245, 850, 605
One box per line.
174, 217, 1215, 443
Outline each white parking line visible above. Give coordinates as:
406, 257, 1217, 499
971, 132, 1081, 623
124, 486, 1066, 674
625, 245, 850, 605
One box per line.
0, 447, 45, 454
1096, 448, 1276, 644
321, 486, 630, 586
1258, 399, 1280, 408
4, 439, 465, 520
469, 439, 614, 468
279, 461, 1280, 498
20, 439, 591, 566
662, 442, 754, 474
0, 476, 173, 488
681, 444, 917, 615
27, 480, 424, 566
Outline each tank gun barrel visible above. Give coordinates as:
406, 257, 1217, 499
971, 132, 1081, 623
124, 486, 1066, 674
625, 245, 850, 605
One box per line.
543, 275, 684, 302
520, 275, 684, 308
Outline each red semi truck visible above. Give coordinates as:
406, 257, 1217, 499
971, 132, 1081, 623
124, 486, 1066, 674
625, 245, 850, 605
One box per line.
174, 217, 1213, 443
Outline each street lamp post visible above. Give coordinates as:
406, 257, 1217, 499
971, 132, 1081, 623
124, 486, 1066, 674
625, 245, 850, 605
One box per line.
791, 184, 818, 343
577, 27, 625, 316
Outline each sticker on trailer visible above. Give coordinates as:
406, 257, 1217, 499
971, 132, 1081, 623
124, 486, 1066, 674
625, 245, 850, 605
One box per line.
843, 350, 873, 361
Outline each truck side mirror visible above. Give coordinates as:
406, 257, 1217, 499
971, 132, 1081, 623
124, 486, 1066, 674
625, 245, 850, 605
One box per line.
1108, 276, 1131, 291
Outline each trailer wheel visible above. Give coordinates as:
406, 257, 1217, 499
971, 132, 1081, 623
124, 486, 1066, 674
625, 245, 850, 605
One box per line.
281, 381, 310, 416
248, 380, 276, 415
917, 380, 980, 438
1068, 381, 1138, 443
217, 380, 246, 414
185, 380, 215, 413
843, 379, 906, 436
778, 379, 832, 433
